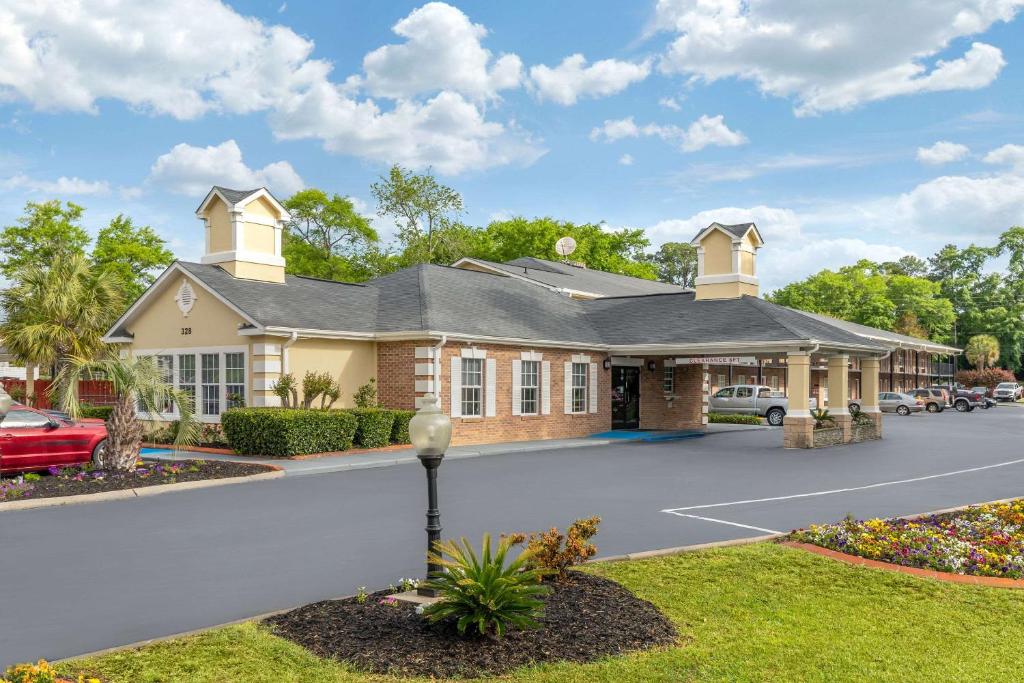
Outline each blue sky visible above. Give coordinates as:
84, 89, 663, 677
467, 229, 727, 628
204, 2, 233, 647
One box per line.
1, 0, 1023, 290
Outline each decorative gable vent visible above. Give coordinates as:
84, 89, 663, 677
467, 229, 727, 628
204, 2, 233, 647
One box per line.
175, 279, 197, 317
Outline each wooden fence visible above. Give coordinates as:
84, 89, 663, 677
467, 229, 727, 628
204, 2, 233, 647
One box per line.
0, 379, 116, 409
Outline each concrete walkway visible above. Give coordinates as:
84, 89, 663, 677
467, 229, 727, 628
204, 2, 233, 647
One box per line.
144, 428, 729, 476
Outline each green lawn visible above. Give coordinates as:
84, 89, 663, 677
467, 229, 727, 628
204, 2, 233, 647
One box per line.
58, 543, 1024, 682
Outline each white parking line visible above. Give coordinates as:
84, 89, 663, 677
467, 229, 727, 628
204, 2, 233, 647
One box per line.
662, 457, 1024, 514
665, 511, 782, 535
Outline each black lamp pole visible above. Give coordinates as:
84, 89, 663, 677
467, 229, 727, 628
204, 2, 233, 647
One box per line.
417, 452, 443, 597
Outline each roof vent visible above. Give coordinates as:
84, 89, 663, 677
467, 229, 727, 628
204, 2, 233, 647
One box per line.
175, 279, 197, 317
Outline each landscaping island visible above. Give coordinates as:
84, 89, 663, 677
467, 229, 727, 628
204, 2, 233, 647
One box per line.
0, 459, 273, 502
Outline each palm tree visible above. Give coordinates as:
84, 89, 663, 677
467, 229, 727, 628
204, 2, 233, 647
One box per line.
0, 252, 124, 379
964, 334, 1001, 370
54, 354, 199, 471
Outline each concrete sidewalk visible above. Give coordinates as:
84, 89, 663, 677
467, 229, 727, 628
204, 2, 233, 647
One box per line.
143, 426, 745, 476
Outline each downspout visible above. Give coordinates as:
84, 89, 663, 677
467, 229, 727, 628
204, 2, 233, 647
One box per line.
433, 334, 447, 402
282, 331, 299, 374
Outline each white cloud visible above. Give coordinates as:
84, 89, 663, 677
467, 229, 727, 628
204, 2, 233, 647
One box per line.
529, 54, 650, 105
983, 144, 1024, 171
590, 114, 747, 152
619, 153, 634, 166
655, 0, 1020, 115
916, 141, 970, 165
888, 171, 1024, 235
0, 1, 542, 175
148, 140, 305, 197
361, 2, 522, 100
659, 96, 682, 110
0, 174, 110, 195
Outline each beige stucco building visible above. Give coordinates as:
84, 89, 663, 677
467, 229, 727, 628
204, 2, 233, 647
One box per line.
103, 186, 958, 448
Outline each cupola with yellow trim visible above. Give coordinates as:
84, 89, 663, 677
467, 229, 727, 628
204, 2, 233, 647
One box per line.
196, 186, 290, 283
689, 222, 764, 300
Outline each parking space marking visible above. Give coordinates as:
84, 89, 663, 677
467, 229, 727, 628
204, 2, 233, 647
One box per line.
662, 457, 1024, 514
665, 511, 782, 534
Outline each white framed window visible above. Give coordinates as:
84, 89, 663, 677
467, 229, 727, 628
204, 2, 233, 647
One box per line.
521, 360, 540, 415
663, 366, 675, 393
225, 352, 245, 408
461, 357, 483, 417
717, 373, 727, 391
770, 375, 779, 391
156, 355, 174, 412
571, 362, 588, 413
178, 354, 196, 408
201, 353, 220, 416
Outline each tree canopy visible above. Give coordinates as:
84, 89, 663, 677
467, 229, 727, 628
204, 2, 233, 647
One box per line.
92, 215, 175, 300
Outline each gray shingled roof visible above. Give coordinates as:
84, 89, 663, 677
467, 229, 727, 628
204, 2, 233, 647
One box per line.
790, 309, 959, 353
111, 261, 898, 353
212, 186, 262, 205
689, 222, 758, 243
464, 257, 690, 297
582, 293, 885, 350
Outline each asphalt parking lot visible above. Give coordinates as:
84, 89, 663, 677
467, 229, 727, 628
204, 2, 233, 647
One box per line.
2, 404, 1023, 665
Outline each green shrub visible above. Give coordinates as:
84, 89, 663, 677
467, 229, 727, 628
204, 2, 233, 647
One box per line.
810, 408, 835, 430
390, 409, 415, 444
80, 405, 114, 420
508, 516, 601, 581
708, 412, 763, 425
348, 408, 396, 448
421, 534, 550, 638
352, 378, 379, 408
221, 408, 357, 457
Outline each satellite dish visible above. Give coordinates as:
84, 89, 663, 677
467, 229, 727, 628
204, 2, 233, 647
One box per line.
555, 236, 577, 257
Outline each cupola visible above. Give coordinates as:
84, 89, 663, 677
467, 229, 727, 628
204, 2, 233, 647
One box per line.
196, 186, 290, 283
689, 222, 763, 300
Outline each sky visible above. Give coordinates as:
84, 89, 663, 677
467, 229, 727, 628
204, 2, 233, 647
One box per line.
1, 0, 1023, 292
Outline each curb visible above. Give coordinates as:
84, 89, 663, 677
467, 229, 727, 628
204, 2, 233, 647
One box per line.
0, 469, 284, 513
593, 532, 783, 563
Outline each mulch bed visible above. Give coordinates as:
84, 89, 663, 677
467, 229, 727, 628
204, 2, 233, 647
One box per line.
265, 572, 677, 679
0, 460, 273, 501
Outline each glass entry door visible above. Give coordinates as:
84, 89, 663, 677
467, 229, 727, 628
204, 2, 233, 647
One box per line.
611, 366, 641, 429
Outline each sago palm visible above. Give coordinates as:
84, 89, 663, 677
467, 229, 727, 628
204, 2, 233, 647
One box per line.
54, 354, 199, 471
0, 252, 124, 374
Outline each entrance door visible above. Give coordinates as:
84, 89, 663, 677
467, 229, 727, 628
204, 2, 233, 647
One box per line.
611, 366, 640, 429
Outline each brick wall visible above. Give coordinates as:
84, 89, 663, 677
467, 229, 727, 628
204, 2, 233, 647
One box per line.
377, 341, 418, 410
638, 361, 704, 430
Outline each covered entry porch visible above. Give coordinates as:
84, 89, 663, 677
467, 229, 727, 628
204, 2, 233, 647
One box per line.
607, 343, 887, 449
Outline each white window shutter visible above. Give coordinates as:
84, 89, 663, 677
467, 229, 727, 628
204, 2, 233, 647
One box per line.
450, 357, 462, 417
511, 360, 522, 416
541, 361, 551, 415
564, 362, 573, 414
588, 362, 598, 413
485, 358, 497, 417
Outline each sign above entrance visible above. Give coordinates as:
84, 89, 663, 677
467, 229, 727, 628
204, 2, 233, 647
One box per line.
676, 356, 757, 366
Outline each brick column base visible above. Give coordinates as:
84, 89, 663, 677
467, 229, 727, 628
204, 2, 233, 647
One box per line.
866, 410, 883, 436
783, 415, 815, 448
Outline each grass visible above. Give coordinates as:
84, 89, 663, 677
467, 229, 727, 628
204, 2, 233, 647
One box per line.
57, 543, 1024, 682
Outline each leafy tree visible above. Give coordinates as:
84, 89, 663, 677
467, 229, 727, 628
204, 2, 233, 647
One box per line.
471, 217, 657, 279
0, 253, 124, 373
282, 189, 380, 280
647, 241, 698, 287
371, 165, 464, 265
879, 255, 928, 277
768, 260, 954, 341
0, 200, 90, 278
92, 214, 174, 301
54, 353, 198, 471
964, 334, 1001, 369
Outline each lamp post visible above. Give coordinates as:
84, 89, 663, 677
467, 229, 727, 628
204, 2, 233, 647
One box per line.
407, 393, 452, 597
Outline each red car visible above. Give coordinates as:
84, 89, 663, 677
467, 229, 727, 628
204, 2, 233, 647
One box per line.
0, 405, 108, 474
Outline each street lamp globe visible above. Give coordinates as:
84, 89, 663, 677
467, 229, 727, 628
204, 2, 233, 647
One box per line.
0, 385, 11, 417
409, 393, 452, 458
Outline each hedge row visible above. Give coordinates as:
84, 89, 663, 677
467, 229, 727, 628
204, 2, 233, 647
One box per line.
80, 406, 114, 420
708, 412, 763, 425
221, 407, 417, 457
221, 409, 358, 457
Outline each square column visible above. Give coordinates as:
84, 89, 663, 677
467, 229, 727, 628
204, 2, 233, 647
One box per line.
827, 354, 851, 442
783, 351, 814, 448
860, 356, 883, 437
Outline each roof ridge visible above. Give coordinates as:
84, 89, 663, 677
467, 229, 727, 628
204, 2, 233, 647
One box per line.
741, 296, 812, 341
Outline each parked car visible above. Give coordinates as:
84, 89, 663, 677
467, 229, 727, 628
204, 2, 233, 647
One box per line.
926, 385, 954, 408
709, 385, 818, 427
951, 389, 984, 412
910, 388, 945, 413
970, 387, 997, 409
0, 404, 108, 474
993, 382, 1023, 402
879, 392, 924, 415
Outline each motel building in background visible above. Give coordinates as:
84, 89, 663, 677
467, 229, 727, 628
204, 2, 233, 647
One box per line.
97, 186, 959, 448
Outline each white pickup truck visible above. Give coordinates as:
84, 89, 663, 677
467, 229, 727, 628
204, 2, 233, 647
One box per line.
709, 385, 818, 427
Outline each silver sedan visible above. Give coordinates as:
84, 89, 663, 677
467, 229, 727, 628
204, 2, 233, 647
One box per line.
879, 392, 924, 415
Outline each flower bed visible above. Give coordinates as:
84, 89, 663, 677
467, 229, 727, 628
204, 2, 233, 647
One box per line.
790, 499, 1024, 578
0, 460, 273, 502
